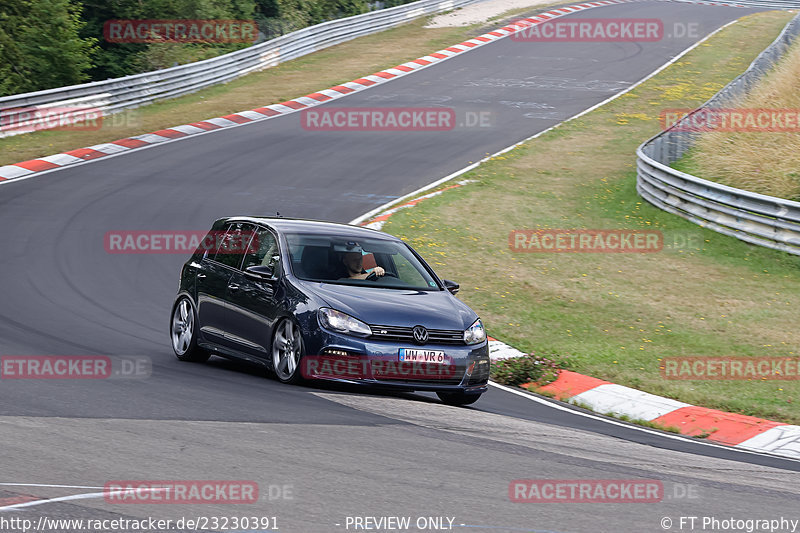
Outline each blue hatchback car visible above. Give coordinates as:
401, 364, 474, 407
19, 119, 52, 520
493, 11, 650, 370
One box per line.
171, 217, 489, 405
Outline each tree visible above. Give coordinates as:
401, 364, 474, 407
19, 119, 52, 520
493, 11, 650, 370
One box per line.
82, 0, 258, 77
0, 0, 97, 96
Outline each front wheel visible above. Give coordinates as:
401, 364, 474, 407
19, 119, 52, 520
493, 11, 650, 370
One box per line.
437, 391, 482, 406
272, 318, 304, 384
171, 297, 210, 362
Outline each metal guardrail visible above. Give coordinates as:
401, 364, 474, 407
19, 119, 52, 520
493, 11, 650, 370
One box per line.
0, 0, 481, 137
636, 13, 800, 256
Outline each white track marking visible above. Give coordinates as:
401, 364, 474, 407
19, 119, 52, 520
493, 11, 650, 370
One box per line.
488, 382, 800, 463
0, 486, 166, 512
0, 483, 103, 489
0, 491, 109, 512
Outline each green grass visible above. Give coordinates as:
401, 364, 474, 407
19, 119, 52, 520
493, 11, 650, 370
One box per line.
382, 10, 800, 424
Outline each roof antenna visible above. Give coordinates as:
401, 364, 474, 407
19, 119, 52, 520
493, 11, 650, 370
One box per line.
276, 211, 281, 217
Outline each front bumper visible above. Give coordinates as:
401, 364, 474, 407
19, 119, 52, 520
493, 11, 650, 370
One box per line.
301, 328, 490, 393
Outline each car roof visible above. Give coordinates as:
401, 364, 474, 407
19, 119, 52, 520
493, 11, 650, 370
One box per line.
217, 216, 401, 241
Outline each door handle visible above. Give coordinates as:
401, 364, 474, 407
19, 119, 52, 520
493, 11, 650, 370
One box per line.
197, 273, 207, 279
228, 283, 240, 292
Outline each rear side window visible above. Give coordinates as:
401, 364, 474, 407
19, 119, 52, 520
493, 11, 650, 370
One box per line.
213, 223, 255, 269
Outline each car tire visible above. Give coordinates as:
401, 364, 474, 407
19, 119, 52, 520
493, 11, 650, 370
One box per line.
271, 318, 304, 384
170, 297, 210, 363
436, 391, 482, 406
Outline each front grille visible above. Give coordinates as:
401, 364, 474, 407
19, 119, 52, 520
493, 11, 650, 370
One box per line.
369, 325, 465, 345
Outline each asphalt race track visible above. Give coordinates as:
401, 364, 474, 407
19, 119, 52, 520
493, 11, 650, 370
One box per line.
1, 2, 799, 532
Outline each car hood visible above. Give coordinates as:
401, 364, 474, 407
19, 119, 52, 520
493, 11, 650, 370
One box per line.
295, 280, 478, 330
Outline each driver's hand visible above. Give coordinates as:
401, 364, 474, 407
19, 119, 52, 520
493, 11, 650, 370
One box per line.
373, 266, 385, 277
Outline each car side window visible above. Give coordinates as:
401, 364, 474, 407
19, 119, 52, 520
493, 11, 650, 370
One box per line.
213, 223, 255, 269
242, 227, 280, 274
392, 253, 431, 287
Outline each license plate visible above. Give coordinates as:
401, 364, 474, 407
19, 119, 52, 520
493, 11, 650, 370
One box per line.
399, 348, 447, 364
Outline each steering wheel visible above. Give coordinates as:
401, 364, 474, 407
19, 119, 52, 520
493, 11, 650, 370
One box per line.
365, 270, 396, 281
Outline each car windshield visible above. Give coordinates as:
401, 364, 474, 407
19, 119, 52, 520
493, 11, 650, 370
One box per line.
285, 233, 440, 290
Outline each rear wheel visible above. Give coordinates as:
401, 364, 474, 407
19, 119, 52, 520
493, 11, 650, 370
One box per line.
272, 318, 304, 384
171, 297, 209, 362
437, 391, 482, 406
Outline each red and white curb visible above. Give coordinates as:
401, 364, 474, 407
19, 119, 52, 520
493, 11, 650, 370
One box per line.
489, 338, 800, 460
362, 181, 471, 230
0, 0, 749, 183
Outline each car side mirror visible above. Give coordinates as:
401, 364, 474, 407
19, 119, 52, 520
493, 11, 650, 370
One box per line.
443, 279, 459, 295
245, 265, 275, 280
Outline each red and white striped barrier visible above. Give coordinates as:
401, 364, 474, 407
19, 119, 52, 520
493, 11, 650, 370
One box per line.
488, 338, 800, 460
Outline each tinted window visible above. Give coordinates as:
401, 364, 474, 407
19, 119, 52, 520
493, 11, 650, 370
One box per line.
393, 253, 431, 288
242, 227, 280, 274
285, 233, 439, 290
213, 223, 255, 269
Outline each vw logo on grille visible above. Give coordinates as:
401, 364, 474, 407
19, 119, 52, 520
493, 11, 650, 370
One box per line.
412, 325, 429, 345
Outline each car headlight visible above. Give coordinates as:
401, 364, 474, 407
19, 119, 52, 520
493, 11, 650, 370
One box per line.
464, 318, 486, 345
318, 308, 372, 336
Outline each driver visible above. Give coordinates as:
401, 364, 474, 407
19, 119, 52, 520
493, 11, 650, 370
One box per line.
336, 242, 385, 280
